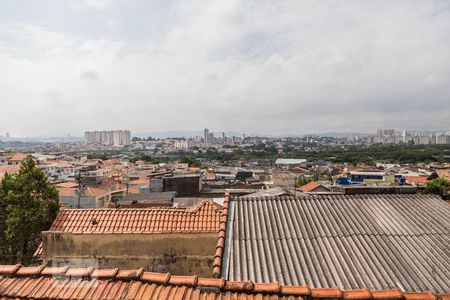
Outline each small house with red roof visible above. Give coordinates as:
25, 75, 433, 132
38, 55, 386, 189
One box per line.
297, 181, 331, 193
42, 199, 226, 276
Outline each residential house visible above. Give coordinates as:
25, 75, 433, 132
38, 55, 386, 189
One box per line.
57, 187, 111, 208
7, 153, 29, 165
296, 181, 331, 193
41, 200, 224, 276
0, 164, 20, 180
404, 176, 430, 186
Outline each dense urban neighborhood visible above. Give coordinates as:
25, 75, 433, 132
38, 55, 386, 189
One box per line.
0, 129, 449, 299
1, 0, 450, 298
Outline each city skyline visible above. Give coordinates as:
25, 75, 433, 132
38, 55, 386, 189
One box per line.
0, 1, 449, 136
2, 127, 450, 140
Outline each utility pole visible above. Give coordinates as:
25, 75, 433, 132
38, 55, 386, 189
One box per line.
75, 167, 88, 208
76, 171, 82, 208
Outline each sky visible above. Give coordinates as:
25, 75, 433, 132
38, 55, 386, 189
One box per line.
0, 0, 449, 137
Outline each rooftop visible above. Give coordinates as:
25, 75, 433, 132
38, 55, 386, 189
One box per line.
7, 153, 28, 162
0, 264, 448, 300
48, 200, 223, 234
297, 181, 322, 192
223, 194, 450, 293
55, 182, 79, 188
275, 158, 307, 165
404, 176, 429, 185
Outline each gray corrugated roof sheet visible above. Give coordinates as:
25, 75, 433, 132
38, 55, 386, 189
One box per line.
223, 194, 450, 293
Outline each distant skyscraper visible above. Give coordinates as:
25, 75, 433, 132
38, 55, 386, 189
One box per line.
204, 128, 209, 144
85, 130, 131, 146
5, 132, 10, 138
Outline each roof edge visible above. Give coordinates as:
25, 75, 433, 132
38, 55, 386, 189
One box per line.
0, 264, 448, 299
212, 192, 230, 278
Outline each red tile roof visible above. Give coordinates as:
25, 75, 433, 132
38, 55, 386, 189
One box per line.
57, 187, 76, 197
7, 153, 28, 162
0, 165, 21, 173
56, 182, 79, 188
83, 187, 108, 197
127, 186, 141, 194
48, 200, 223, 234
128, 179, 149, 185
213, 192, 230, 278
0, 264, 448, 300
405, 176, 429, 185
50, 160, 74, 168
297, 181, 321, 192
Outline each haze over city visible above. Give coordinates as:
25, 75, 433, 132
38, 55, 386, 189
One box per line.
1, 0, 450, 137
1, 1, 450, 298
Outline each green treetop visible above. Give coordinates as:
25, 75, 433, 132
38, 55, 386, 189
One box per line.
0, 155, 59, 264
424, 178, 450, 200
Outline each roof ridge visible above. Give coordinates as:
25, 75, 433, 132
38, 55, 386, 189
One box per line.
187, 199, 223, 213
0, 264, 447, 299
49, 200, 224, 233
212, 192, 230, 278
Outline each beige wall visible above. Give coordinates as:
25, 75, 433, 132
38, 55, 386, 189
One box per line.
42, 232, 217, 277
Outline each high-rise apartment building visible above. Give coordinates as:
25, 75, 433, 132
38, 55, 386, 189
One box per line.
203, 128, 209, 144
85, 130, 131, 146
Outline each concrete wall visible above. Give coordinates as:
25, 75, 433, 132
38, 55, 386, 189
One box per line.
59, 195, 96, 208
42, 232, 217, 277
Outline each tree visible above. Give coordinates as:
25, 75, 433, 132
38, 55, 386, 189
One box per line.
424, 178, 450, 200
181, 155, 202, 168
0, 156, 59, 264
296, 176, 312, 187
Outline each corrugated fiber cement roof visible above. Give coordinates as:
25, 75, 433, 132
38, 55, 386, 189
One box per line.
224, 194, 450, 293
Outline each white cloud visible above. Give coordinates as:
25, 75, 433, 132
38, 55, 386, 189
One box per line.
0, 0, 449, 136
67, 0, 115, 10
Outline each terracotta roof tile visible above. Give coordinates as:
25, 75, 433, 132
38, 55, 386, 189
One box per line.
405, 176, 429, 184
91, 268, 119, 278
0, 264, 21, 275
40, 266, 69, 276
343, 289, 371, 299
0, 165, 21, 173
115, 268, 143, 280
371, 289, 403, 299
1, 265, 447, 299
403, 291, 437, 300
47, 200, 223, 234
297, 181, 321, 192
212, 192, 230, 278
8, 153, 28, 162
311, 287, 342, 298
141, 272, 170, 284
15, 266, 45, 276
168, 275, 198, 286
64, 267, 93, 278
253, 282, 281, 293
197, 277, 226, 289
55, 182, 79, 188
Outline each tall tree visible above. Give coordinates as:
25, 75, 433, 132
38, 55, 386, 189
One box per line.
424, 178, 450, 200
0, 156, 59, 264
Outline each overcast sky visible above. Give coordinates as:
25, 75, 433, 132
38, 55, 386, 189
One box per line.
0, 0, 449, 137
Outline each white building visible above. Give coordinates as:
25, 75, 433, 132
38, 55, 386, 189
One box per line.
85, 130, 131, 146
